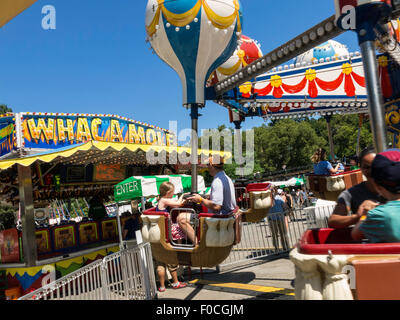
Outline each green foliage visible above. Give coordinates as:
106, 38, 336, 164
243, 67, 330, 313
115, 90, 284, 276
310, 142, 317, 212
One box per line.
0, 104, 12, 114
253, 119, 326, 172
200, 114, 374, 179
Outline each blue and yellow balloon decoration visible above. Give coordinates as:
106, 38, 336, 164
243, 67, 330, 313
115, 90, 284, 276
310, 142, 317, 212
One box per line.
145, 0, 243, 106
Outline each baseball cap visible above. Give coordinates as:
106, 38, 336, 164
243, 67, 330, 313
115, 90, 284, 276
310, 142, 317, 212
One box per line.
205, 155, 225, 168
371, 149, 400, 194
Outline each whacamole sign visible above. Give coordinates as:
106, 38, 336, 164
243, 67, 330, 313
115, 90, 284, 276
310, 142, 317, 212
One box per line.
21, 113, 175, 150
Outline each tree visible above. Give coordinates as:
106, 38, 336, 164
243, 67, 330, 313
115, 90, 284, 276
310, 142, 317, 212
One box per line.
253, 119, 325, 172
0, 104, 12, 114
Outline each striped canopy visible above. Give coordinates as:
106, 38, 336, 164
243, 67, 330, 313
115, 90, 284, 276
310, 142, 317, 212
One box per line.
114, 174, 206, 202
0, 0, 37, 27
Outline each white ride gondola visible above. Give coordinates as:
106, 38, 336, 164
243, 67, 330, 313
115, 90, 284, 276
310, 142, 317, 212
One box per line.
114, 175, 241, 268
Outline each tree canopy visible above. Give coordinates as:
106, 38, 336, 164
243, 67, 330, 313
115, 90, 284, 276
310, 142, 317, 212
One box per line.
201, 114, 375, 179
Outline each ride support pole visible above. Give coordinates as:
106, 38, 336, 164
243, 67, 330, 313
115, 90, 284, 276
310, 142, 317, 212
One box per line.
190, 105, 200, 194
334, 2, 391, 153
18, 164, 37, 267
115, 203, 124, 250
359, 30, 388, 153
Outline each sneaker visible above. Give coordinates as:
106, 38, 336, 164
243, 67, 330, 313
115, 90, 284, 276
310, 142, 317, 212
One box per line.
158, 286, 166, 292
171, 282, 187, 289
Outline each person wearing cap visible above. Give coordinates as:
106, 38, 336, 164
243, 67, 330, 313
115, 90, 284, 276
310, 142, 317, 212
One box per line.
328, 147, 385, 229
186, 155, 236, 215
175, 156, 237, 244
351, 149, 400, 243
267, 187, 290, 251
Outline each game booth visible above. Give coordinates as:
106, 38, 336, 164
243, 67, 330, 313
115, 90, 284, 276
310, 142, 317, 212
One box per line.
0, 112, 227, 299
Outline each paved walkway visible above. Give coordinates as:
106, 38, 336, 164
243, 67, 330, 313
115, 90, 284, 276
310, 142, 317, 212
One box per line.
156, 255, 296, 300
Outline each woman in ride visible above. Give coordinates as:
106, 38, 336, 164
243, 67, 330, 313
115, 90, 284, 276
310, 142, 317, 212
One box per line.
311, 148, 341, 175
156, 182, 189, 243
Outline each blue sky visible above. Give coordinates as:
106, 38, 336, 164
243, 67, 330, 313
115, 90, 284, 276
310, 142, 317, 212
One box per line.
0, 0, 360, 133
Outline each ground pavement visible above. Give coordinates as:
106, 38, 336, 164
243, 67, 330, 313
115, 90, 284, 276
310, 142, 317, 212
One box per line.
156, 254, 296, 301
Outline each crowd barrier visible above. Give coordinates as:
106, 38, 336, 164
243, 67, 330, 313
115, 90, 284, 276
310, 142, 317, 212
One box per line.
18, 242, 156, 300
219, 205, 335, 268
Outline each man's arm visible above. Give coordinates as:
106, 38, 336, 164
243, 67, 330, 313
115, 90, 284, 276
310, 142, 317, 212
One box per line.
328, 202, 360, 228
187, 194, 222, 212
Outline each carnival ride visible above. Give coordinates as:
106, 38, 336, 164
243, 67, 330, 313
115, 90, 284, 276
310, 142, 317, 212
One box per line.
144, 0, 247, 267
1, 0, 400, 301
203, 0, 400, 300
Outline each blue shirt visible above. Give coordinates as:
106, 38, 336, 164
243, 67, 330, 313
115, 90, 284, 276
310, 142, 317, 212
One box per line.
359, 201, 400, 243
209, 171, 237, 215
268, 195, 285, 220
314, 161, 333, 175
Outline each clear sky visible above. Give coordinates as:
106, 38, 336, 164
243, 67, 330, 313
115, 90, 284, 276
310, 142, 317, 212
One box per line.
0, 0, 360, 133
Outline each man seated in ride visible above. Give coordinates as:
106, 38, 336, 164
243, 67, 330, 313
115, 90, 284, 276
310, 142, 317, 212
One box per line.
186, 155, 237, 215
311, 148, 341, 175
175, 156, 237, 244
351, 149, 400, 243
328, 147, 385, 229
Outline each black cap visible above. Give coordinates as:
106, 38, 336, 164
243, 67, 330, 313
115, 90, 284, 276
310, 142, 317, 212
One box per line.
371, 149, 400, 194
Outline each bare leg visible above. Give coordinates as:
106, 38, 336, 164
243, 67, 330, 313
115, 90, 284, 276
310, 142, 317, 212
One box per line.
157, 265, 166, 290
177, 213, 196, 244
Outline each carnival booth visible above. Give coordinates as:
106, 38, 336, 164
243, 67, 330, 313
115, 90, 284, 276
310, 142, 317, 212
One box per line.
0, 112, 227, 298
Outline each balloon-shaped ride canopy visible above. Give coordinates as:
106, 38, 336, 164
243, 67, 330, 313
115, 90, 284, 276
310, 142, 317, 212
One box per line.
145, 0, 243, 194
294, 40, 349, 65
208, 34, 262, 86
145, 0, 243, 106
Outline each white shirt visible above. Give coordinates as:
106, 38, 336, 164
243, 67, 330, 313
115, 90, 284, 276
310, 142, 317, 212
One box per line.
209, 171, 237, 215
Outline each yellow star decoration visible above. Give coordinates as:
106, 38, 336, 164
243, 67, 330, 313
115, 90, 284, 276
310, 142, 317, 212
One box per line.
270, 75, 282, 88
342, 63, 353, 75
378, 55, 388, 68
239, 82, 252, 95
305, 69, 317, 81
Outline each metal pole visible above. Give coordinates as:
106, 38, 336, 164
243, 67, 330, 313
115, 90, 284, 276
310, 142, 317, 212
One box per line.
18, 164, 37, 267
190, 104, 200, 194
358, 23, 388, 153
115, 203, 124, 250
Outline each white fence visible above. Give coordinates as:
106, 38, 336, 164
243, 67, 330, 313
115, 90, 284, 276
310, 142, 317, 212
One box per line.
220, 205, 335, 268
19, 242, 157, 300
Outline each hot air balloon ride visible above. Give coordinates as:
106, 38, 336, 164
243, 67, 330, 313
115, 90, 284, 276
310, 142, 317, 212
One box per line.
144, 0, 243, 267
207, 34, 263, 86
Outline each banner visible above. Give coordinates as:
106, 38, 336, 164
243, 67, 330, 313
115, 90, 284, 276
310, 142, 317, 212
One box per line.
0, 114, 15, 158
21, 113, 174, 150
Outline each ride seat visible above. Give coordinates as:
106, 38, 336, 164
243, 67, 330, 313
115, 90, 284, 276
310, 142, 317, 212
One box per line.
352, 259, 400, 300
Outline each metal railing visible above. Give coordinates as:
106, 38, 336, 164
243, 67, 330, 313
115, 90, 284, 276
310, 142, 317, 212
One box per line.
220, 205, 335, 268
19, 242, 157, 300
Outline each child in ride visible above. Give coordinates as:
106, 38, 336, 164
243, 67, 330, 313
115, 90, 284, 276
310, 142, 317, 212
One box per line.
156, 182, 189, 242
